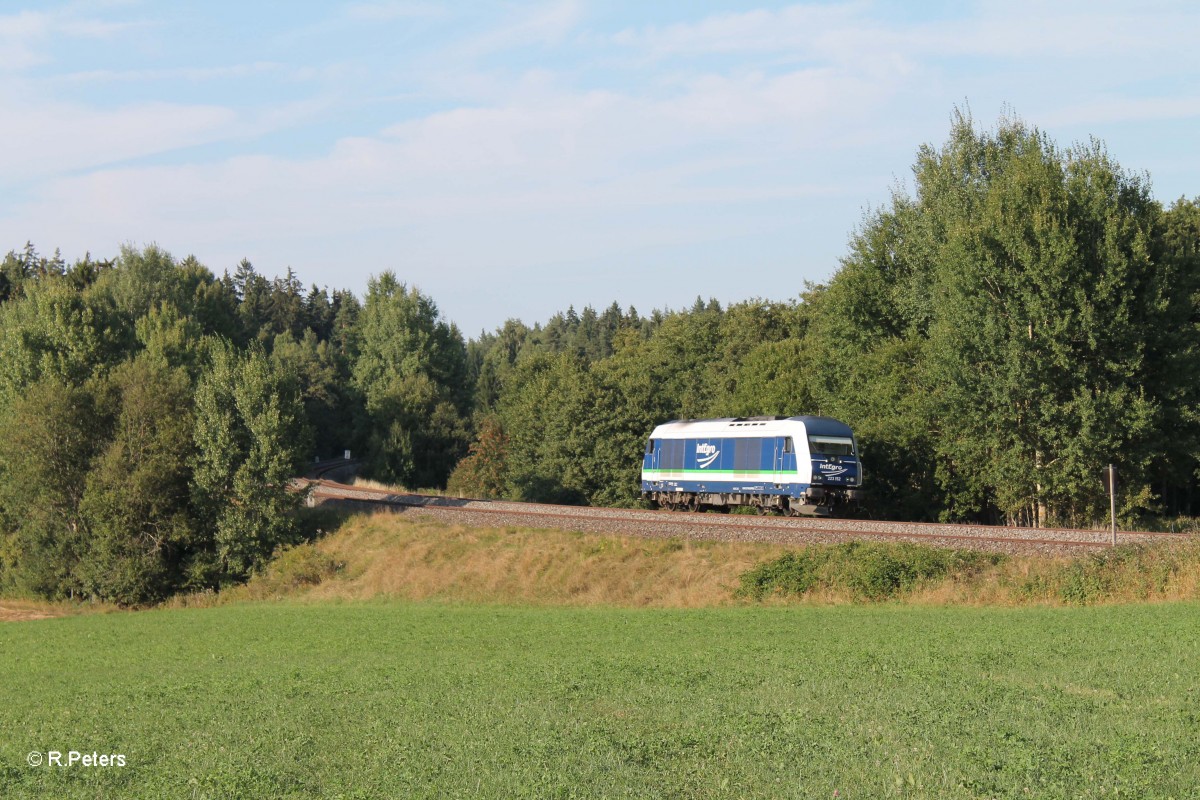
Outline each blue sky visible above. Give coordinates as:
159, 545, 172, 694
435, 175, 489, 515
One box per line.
3, 1, 1199, 335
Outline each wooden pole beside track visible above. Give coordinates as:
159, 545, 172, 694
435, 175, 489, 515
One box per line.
1106, 464, 1117, 547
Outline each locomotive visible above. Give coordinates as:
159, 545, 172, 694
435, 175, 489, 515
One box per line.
640, 416, 863, 516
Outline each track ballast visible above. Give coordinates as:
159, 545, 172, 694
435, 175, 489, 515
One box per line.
305, 476, 1194, 557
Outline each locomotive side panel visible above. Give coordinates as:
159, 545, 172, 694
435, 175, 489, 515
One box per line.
641, 416, 862, 516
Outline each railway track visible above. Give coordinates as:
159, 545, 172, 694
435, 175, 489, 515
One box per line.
303, 472, 1195, 557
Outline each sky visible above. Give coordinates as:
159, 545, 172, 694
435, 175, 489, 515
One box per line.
2, 1, 1199, 336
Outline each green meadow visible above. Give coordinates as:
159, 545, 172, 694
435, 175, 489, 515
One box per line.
2, 601, 1198, 799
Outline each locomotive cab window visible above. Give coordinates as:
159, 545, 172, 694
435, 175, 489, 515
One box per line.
808, 436, 855, 456
645, 439, 655, 454
783, 437, 794, 454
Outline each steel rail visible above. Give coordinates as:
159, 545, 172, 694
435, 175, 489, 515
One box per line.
308, 479, 1192, 551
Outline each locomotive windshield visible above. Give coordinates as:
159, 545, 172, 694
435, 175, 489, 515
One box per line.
808, 436, 855, 456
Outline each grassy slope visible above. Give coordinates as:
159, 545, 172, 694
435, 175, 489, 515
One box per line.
3, 600, 1199, 799
226, 511, 790, 608
211, 511, 1200, 608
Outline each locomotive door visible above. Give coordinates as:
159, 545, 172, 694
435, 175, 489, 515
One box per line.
773, 437, 786, 486
644, 438, 658, 472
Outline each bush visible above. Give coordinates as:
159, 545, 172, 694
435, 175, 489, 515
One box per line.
738, 542, 1004, 602
1036, 543, 1193, 605
246, 544, 344, 597
446, 415, 508, 499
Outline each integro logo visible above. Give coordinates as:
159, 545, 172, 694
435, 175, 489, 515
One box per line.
695, 442, 720, 468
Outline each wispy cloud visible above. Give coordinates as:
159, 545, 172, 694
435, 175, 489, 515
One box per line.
454, 0, 584, 59
0, 7, 137, 39
0, 6, 152, 71
2, 1, 1199, 332
343, 2, 447, 22
51, 61, 287, 85
6, 57, 891, 266
1041, 95, 1200, 128
612, 4, 865, 58
0, 98, 237, 183
612, 1, 1200, 64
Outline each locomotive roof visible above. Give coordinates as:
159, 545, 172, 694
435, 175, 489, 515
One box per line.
649, 416, 854, 438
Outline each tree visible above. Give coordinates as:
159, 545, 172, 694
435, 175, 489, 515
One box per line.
78, 357, 198, 603
469, 319, 532, 412
135, 302, 205, 376
706, 300, 808, 416
232, 259, 272, 344
811, 111, 1200, 525
1150, 197, 1200, 515
266, 267, 305, 340
191, 342, 309, 580
0, 377, 107, 598
99, 244, 186, 323
0, 277, 116, 412
352, 273, 470, 486
271, 330, 356, 460
496, 352, 595, 504
446, 415, 509, 499
635, 305, 724, 419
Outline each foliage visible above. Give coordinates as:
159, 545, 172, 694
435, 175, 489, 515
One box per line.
0, 276, 118, 410
1020, 542, 1200, 605
352, 273, 471, 487
271, 330, 357, 460
789, 112, 1200, 525
243, 542, 344, 598
0, 245, 348, 602
5, 109, 1200, 609
737, 541, 1004, 601
77, 357, 198, 603
191, 342, 310, 581
0, 377, 106, 598
494, 353, 596, 504
446, 415, 509, 498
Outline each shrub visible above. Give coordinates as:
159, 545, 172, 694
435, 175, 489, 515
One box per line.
1044, 543, 1193, 605
246, 544, 344, 597
446, 415, 508, 499
738, 542, 1004, 602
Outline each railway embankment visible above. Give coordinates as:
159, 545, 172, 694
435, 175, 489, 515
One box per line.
306, 476, 1193, 557
181, 509, 1200, 609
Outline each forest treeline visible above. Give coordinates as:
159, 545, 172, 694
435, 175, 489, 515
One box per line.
2, 113, 1199, 604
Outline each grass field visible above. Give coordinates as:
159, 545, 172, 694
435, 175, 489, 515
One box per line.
3, 600, 1199, 798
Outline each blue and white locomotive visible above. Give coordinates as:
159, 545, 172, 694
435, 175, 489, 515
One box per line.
640, 416, 863, 516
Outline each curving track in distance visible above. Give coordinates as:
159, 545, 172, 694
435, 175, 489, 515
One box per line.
302, 468, 1195, 557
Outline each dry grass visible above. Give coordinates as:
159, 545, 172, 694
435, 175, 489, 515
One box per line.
223, 510, 785, 608
741, 539, 1200, 607
171, 511, 1200, 610
0, 598, 111, 622
349, 477, 451, 497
